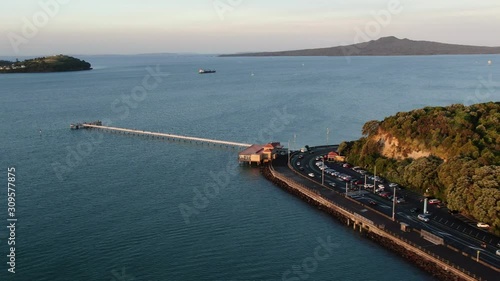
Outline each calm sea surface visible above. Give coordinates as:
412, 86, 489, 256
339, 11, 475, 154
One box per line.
1, 54, 499, 281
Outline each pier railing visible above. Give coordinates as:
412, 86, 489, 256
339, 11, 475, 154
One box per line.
81, 123, 252, 149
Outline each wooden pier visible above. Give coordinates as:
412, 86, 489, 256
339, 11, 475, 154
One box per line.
81, 123, 252, 149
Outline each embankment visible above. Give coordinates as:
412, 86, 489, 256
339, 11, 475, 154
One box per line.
261, 164, 479, 281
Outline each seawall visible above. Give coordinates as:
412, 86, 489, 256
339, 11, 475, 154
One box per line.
261, 164, 480, 281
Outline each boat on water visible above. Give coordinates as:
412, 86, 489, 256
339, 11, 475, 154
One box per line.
199, 69, 216, 74
488, 60, 492, 66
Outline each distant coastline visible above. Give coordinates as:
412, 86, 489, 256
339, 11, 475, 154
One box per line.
220, 36, 500, 57
0, 55, 92, 73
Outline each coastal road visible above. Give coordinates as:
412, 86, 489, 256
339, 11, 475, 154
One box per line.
287, 146, 500, 274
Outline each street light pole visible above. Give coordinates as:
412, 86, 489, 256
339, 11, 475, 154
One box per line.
392, 186, 397, 221
345, 182, 348, 197
326, 128, 329, 146
287, 140, 290, 166
373, 165, 377, 193
321, 157, 325, 185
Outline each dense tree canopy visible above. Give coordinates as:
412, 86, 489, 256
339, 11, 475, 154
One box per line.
0, 55, 91, 73
340, 102, 500, 233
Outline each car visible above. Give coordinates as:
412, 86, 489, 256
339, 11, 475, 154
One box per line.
393, 197, 405, 204
354, 180, 364, 185
343, 163, 352, 168
417, 214, 430, 222
308, 173, 315, 178
368, 200, 377, 206
299, 167, 304, 171
296, 162, 301, 166
389, 183, 399, 188
379, 192, 391, 198
477, 222, 490, 228
428, 199, 441, 204
480, 242, 487, 249
298, 154, 304, 159
410, 207, 420, 213
496, 249, 500, 256
328, 182, 336, 187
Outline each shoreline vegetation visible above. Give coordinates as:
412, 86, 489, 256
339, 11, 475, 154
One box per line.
0, 55, 92, 73
339, 102, 500, 234
220, 36, 500, 57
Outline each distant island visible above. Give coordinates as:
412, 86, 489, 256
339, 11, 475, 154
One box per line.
339, 102, 499, 234
220, 36, 500, 57
0, 55, 92, 73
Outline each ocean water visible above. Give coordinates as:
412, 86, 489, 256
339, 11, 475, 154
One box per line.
0, 54, 498, 281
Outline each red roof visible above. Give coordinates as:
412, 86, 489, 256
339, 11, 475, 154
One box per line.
239, 142, 281, 155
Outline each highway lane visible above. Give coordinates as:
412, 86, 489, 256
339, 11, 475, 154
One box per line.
290, 146, 500, 270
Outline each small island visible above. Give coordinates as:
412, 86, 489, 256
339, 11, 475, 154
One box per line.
0, 55, 92, 73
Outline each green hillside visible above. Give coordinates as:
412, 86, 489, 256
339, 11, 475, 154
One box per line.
0, 55, 92, 73
339, 102, 500, 233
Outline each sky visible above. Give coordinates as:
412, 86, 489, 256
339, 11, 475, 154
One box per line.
1, 0, 500, 56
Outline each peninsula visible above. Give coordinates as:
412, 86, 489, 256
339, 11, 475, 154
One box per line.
0, 55, 92, 73
220, 36, 500, 57
339, 102, 500, 234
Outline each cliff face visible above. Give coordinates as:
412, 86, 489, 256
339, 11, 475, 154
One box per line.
371, 129, 432, 160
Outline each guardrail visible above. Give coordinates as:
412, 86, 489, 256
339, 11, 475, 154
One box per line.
269, 162, 487, 281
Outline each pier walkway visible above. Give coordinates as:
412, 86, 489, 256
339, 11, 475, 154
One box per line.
82, 124, 252, 149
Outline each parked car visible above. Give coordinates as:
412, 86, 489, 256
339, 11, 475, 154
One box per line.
428, 199, 441, 204
328, 182, 336, 187
299, 167, 304, 171
368, 200, 377, 206
379, 192, 391, 198
418, 214, 430, 222
496, 249, 500, 256
477, 222, 490, 228
296, 162, 301, 166
308, 173, 315, 178
393, 197, 405, 204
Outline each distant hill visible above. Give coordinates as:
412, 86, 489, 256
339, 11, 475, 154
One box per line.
220, 36, 500, 57
0, 55, 92, 73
